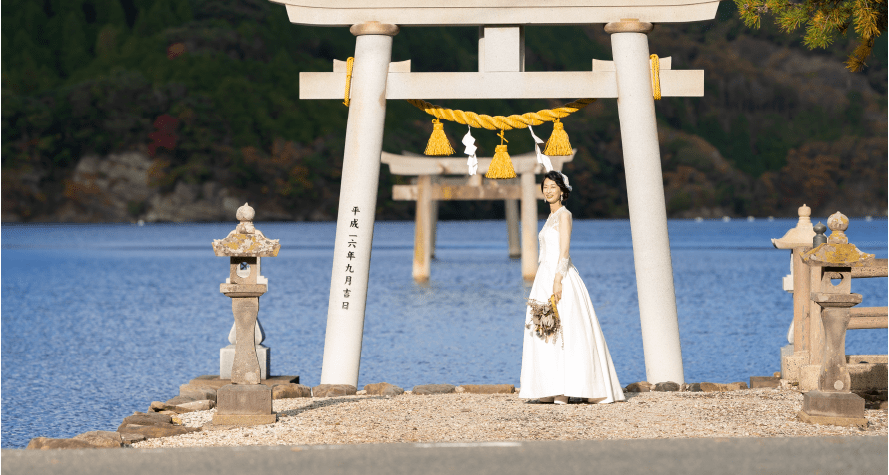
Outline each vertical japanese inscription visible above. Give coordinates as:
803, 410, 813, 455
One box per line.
341, 208, 359, 310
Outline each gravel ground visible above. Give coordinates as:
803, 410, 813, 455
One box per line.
133, 388, 887, 448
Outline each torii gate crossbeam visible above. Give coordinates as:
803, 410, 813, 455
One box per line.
272, 0, 720, 387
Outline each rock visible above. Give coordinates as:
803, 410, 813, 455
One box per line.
150, 398, 212, 414
858, 388, 888, 410
457, 384, 515, 394
28, 432, 124, 450
699, 382, 748, 392
749, 376, 780, 389
165, 395, 198, 406
117, 424, 201, 439
175, 400, 214, 412
116, 413, 198, 439
625, 382, 653, 392
699, 382, 727, 392
188, 377, 236, 390
180, 384, 217, 402
192, 375, 219, 380
119, 432, 148, 444
688, 383, 702, 392
26, 438, 99, 450
119, 413, 172, 429
263, 376, 301, 387
312, 384, 357, 397
363, 382, 405, 397
72, 431, 123, 448
412, 384, 456, 395
653, 382, 681, 392
272, 383, 312, 399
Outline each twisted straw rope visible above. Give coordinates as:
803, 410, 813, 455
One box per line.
406, 98, 596, 131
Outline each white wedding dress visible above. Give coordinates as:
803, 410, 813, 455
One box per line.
519, 206, 625, 403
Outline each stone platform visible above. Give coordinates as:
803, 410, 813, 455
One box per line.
783, 355, 887, 392
798, 391, 867, 429
188, 375, 298, 390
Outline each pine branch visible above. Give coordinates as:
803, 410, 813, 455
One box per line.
737, 0, 887, 72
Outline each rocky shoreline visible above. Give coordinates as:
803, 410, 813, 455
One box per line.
24, 375, 887, 450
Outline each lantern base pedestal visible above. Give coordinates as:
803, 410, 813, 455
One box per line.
211, 413, 277, 426
798, 391, 866, 428
213, 384, 276, 427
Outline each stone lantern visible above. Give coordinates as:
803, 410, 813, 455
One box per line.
211, 203, 280, 426
771, 204, 817, 379
798, 212, 874, 428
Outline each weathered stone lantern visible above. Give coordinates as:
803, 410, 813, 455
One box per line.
798, 212, 874, 428
211, 203, 280, 426
771, 204, 817, 378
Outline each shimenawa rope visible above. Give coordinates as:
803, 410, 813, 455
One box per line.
405, 98, 596, 131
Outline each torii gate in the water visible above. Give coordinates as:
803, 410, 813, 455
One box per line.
270, 0, 719, 387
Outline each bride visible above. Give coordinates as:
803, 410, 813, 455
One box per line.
519, 170, 625, 404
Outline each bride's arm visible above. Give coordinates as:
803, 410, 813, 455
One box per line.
553, 210, 572, 302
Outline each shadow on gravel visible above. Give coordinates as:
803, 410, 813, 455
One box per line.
278, 396, 390, 417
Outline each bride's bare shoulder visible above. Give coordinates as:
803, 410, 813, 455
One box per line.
557, 208, 573, 228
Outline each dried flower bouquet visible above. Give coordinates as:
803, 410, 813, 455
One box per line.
526, 295, 563, 347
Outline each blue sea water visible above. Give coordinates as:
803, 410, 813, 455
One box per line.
1, 218, 886, 448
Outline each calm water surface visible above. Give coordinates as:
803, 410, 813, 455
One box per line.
2, 218, 886, 448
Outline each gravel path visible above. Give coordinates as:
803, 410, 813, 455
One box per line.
133, 388, 887, 448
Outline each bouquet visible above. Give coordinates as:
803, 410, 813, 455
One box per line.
526, 295, 563, 347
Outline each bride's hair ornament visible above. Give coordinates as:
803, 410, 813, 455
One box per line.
558, 172, 572, 191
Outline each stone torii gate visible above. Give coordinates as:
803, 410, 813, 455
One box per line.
382, 150, 576, 282
271, 0, 718, 387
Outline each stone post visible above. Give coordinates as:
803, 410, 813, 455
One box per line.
211, 203, 280, 426
506, 199, 521, 258
413, 174, 432, 282
430, 198, 439, 259
798, 212, 874, 428
320, 22, 399, 386
520, 171, 538, 281
606, 19, 684, 384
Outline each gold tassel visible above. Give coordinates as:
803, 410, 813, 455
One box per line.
543, 119, 573, 156
424, 119, 455, 156
485, 130, 517, 179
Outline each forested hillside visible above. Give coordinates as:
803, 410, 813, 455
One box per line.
2, 0, 886, 222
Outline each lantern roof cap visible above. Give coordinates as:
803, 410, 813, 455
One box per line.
212, 203, 281, 257
801, 212, 874, 267
772, 204, 815, 249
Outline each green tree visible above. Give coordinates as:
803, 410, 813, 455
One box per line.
134, 0, 191, 36
94, 0, 127, 28
735, 0, 887, 71
60, 12, 91, 75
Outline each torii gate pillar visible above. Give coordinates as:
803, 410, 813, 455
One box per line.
318, 21, 398, 385
607, 19, 684, 384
